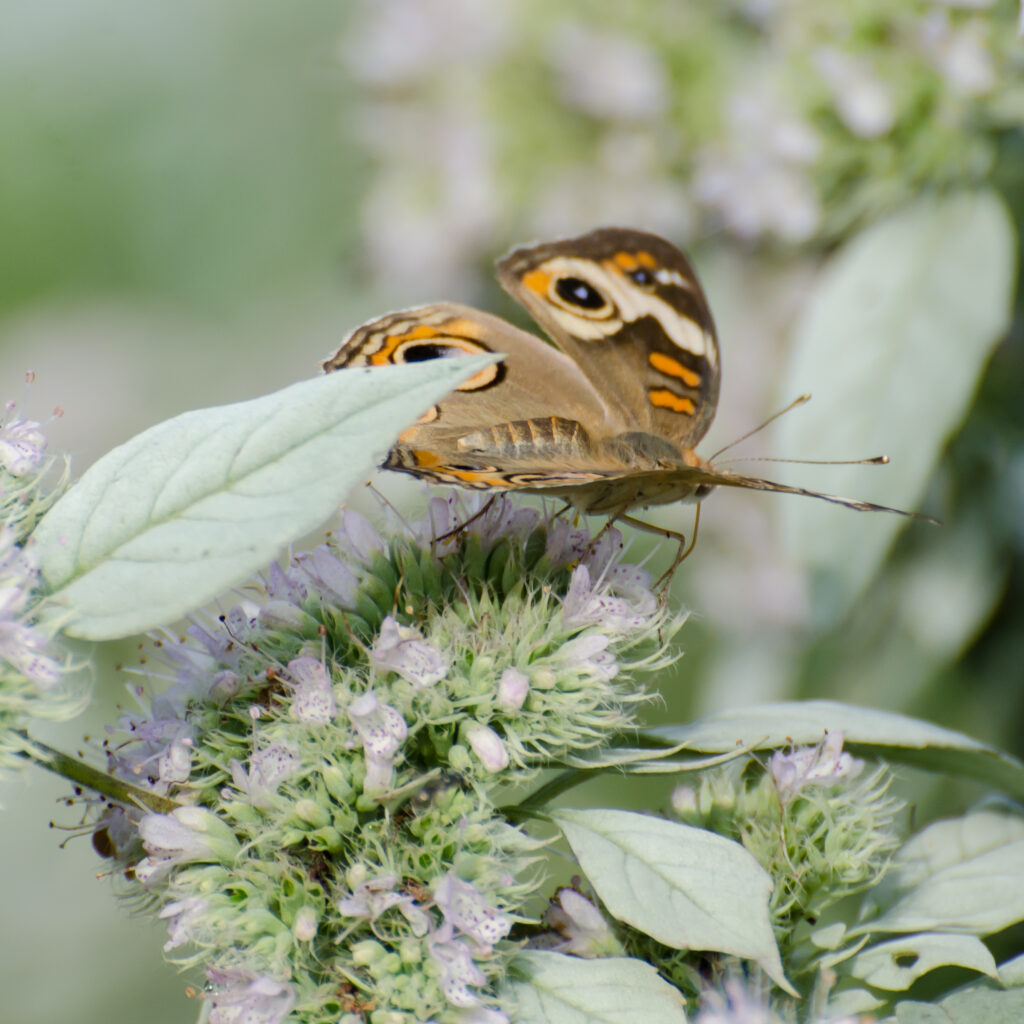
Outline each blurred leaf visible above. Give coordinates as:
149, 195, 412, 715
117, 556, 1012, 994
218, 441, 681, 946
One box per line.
33, 358, 494, 640
646, 701, 1024, 798
776, 189, 1017, 620
847, 933, 998, 991
551, 808, 792, 994
858, 810, 1024, 936
888, 982, 1024, 1022
505, 951, 687, 1024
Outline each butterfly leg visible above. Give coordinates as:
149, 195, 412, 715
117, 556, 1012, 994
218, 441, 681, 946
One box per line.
618, 503, 701, 588
433, 495, 499, 544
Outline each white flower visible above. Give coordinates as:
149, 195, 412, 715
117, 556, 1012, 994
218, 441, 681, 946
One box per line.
562, 563, 657, 634
465, 722, 510, 773
206, 970, 296, 1024
230, 743, 300, 807
428, 932, 489, 1007
285, 656, 337, 724
813, 47, 895, 138
551, 24, 669, 121
918, 12, 996, 96
348, 691, 408, 795
135, 807, 239, 883
497, 667, 529, 712
543, 888, 621, 958
434, 871, 512, 950
371, 615, 449, 687
292, 906, 318, 942
556, 633, 618, 682
770, 731, 863, 800
159, 897, 210, 951
0, 415, 47, 476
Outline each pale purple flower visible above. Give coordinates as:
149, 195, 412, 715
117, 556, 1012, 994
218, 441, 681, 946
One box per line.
464, 723, 509, 773
206, 970, 296, 1024
257, 600, 310, 631
371, 615, 448, 687
230, 743, 300, 807
0, 415, 47, 476
542, 888, 620, 958
284, 657, 336, 724
428, 932, 489, 1008
543, 517, 590, 568
0, 530, 60, 686
264, 561, 307, 604
468, 496, 540, 548
434, 871, 512, 950
497, 668, 529, 712
292, 544, 358, 607
769, 731, 863, 800
335, 509, 384, 565
159, 896, 210, 951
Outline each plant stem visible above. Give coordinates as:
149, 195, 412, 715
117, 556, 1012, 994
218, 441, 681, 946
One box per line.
17, 732, 176, 813
500, 768, 594, 822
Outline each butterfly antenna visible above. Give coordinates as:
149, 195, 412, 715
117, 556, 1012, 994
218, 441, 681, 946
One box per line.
709, 394, 812, 461
717, 454, 890, 468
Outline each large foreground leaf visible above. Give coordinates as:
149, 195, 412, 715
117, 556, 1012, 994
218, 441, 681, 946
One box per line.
551, 808, 792, 993
647, 701, 1024, 799
506, 951, 687, 1024
776, 189, 1016, 618
33, 358, 494, 639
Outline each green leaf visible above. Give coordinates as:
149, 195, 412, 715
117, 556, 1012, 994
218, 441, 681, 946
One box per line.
646, 700, 1024, 799
888, 982, 1024, 1023
32, 358, 495, 640
505, 951, 687, 1024
550, 808, 793, 994
847, 933, 998, 991
775, 189, 1017, 619
858, 811, 1024, 937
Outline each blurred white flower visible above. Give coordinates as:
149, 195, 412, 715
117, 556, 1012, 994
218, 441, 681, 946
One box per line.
918, 12, 996, 96
550, 24, 669, 121
813, 47, 895, 138
693, 87, 822, 243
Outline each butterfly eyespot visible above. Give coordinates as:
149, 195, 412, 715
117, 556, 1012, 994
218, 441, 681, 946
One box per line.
403, 342, 457, 362
629, 268, 655, 286
554, 276, 606, 310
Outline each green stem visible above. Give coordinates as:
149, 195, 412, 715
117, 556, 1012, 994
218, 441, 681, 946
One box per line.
17, 733, 177, 814
500, 767, 594, 822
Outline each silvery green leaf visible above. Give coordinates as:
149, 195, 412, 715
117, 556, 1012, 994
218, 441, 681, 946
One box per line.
999, 952, 1024, 986
559, 745, 743, 773
551, 808, 793, 994
775, 190, 1016, 619
858, 810, 1024, 936
505, 951, 687, 1024
647, 700, 1024, 799
848, 933, 998, 991
887, 982, 1024, 1023
32, 357, 495, 639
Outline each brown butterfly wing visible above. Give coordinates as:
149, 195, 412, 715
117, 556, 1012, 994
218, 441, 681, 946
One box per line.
323, 302, 638, 491
497, 227, 721, 451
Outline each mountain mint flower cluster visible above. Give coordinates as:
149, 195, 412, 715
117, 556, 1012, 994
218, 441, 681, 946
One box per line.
96, 495, 679, 1023
0, 393, 76, 773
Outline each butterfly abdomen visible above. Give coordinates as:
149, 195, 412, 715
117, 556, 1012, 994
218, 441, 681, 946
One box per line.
457, 417, 595, 463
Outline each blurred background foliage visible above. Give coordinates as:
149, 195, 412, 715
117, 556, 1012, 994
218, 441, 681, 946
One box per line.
1, 1, 1022, 1021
